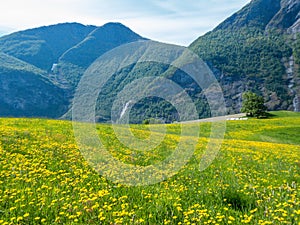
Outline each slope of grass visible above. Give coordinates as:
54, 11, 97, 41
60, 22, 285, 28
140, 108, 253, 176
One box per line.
224, 111, 300, 145
0, 112, 299, 224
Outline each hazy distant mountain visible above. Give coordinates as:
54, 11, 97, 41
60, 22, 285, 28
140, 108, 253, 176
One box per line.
0, 22, 146, 118
0, 23, 96, 70
56, 22, 147, 88
60, 23, 146, 68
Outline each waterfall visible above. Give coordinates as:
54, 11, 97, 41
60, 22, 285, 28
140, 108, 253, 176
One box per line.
120, 101, 133, 119
286, 56, 299, 111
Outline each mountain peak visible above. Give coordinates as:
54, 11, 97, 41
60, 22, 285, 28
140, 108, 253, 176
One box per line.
102, 22, 128, 27
59, 22, 146, 68
11, 22, 96, 36
0, 23, 97, 70
267, 0, 300, 31
90, 22, 144, 38
214, 0, 300, 32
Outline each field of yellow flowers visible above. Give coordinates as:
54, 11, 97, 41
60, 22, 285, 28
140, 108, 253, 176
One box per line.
0, 111, 299, 224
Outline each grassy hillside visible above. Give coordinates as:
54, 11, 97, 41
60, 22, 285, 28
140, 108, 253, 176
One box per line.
0, 112, 299, 224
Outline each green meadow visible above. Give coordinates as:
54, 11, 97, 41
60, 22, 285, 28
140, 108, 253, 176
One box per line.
0, 111, 299, 224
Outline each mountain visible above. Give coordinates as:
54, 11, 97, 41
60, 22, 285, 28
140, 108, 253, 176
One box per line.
0, 0, 299, 122
60, 23, 146, 68
0, 22, 146, 118
0, 52, 68, 117
56, 22, 147, 88
190, 0, 300, 113
212, 0, 300, 33
0, 23, 96, 70
95, 0, 300, 123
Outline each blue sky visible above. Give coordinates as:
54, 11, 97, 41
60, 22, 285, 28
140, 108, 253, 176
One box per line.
0, 0, 250, 46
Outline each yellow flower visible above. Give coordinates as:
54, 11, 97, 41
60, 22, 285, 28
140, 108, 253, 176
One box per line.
229, 216, 235, 221
250, 208, 258, 214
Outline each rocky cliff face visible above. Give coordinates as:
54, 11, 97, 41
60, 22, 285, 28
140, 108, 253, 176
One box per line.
282, 0, 300, 111
267, 0, 300, 30
268, 0, 300, 112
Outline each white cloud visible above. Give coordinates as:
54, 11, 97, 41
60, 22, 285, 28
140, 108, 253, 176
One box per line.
0, 0, 250, 45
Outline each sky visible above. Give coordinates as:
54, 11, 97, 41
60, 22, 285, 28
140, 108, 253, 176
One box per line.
0, 0, 250, 46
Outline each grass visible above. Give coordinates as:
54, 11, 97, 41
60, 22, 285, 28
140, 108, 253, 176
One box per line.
0, 111, 299, 224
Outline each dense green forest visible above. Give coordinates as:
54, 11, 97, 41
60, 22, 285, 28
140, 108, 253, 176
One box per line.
190, 28, 293, 102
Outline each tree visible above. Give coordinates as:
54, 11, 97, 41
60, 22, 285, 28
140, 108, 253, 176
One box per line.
142, 118, 163, 125
241, 91, 267, 118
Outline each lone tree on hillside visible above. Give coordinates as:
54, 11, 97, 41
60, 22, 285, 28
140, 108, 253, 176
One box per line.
241, 91, 267, 118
